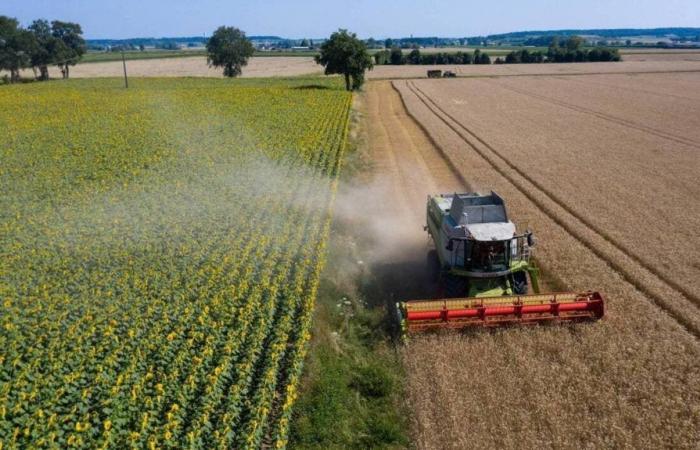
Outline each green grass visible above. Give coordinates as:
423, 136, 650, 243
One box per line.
288, 100, 409, 450
81, 49, 207, 63
288, 234, 409, 450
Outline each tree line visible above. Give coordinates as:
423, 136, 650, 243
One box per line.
500, 36, 620, 64
206, 27, 372, 91
374, 47, 492, 65
0, 16, 85, 83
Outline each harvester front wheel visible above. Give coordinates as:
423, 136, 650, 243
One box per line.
512, 271, 528, 295
444, 274, 468, 298
426, 250, 440, 283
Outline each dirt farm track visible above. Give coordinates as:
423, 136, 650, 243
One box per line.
359, 75, 700, 448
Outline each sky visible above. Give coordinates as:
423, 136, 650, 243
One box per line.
3, 0, 699, 40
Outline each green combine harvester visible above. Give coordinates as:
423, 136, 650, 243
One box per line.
397, 192, 605, 333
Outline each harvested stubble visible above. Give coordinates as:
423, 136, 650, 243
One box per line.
393, 77, 700, 449
12, 56, 322, 79
406, 75, 700, 311
541, 71, 700, 102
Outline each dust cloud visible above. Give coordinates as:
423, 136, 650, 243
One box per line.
328, 171, 439, 308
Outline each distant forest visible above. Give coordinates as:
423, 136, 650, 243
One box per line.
86, 35, 288, 50
486, 27, 700, 40
85, 27, 700, 51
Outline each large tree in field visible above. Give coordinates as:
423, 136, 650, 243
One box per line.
28, 19, 57, 80
206, 26, 255, 77
51, 20, 85, 79
0, 16, 35, 82
315, 29, 373, 91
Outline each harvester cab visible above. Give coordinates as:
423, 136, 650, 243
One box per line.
427, 192, 537, 298
397, 192, 604, 333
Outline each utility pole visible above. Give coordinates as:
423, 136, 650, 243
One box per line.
121, 50, 129, 88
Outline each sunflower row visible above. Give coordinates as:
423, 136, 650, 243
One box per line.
0, 77, 351, 448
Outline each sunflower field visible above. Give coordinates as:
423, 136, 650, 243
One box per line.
0, 78, 351, 449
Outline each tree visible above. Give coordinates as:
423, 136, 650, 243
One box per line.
0, 16, 34, 82
51, 21, 85, 79
565, 36, 584, 51
384, 38, 393, 49
505, 51, 519, 64
407, 48, 421, 64
374, 49, 390, 65
389, 46, 404, 65
473, 49, 491, 65
206, 26, 255, 77
28, 19, 56, 80
315, 29, 373, 91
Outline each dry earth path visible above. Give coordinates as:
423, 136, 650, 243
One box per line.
336, 81, 465, 306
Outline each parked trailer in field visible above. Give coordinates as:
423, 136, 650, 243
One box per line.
427, 70, 443, 78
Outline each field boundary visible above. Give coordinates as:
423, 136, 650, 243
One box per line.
368, 68, 700, 81
397, 79, 700, 339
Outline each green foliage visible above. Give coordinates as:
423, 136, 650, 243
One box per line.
206, 26, 255, 77
565, 35, 584, 51
350, 364, 394, 398
375, 49, 481, 65
476, 51, 491, 64
0, 77, 352, 449
315, 29, 373, 91
288, 268, 408, 450
389, 46, 404, 65
50, 20, 86, 78
155, 41, 179, 50
27, 19, 57, 80
505, 49, 545, 63
504, 36, 620, 64
471, 48, 491, 64
407, 48, 421, 64
0, 15, 85, 81
374, 49, 390, 65
0, 16, 35, 82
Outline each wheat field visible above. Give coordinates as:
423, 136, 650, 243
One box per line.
393, 72, 700, 449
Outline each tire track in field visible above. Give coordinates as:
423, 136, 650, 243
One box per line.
401, 79, 700, 339
491, 79, 700, 149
